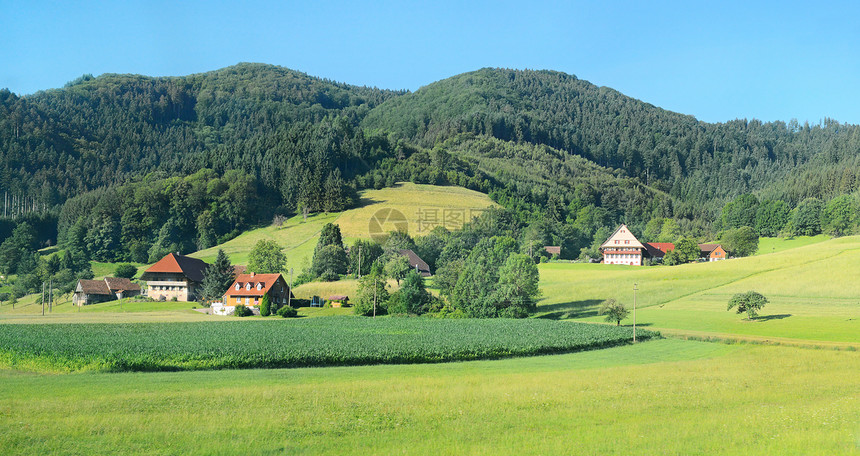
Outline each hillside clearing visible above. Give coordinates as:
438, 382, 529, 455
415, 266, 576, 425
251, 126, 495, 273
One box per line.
189, 182, 495, 270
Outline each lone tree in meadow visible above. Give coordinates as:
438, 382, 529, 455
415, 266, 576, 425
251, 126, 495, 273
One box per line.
727, 291, 769, 320
598, 298, 629, 326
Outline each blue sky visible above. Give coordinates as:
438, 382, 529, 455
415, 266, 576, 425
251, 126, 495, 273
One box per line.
2, 0, 859, 124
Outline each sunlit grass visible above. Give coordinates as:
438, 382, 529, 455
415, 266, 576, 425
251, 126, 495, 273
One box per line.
537, 235, 860, 343
1, 341, 856, 455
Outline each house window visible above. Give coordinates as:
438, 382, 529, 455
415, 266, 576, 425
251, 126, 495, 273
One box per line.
236, 297, 240, 304
615, 240, 619, 244
246, 283, 252, 291
245, 297, 249, 305
256, 283, 263, 291
625, 240, 629, 244
235, 283, 240, 290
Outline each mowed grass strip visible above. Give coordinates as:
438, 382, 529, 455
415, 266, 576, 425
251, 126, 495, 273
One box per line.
0, 318, 654, 373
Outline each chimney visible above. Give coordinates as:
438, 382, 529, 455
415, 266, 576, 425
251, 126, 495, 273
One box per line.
250, 272, 255, 278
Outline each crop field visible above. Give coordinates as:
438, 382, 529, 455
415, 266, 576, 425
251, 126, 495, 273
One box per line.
538, 235, 860, 344
0, 318, 653, 373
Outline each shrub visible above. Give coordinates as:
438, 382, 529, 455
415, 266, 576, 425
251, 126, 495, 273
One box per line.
259, 294, 271, 317
320, 269, 339, 282
114, 263, 138, 279
233, 304, 252, 317
292, 272, 315, 288
277, 306, 298, 318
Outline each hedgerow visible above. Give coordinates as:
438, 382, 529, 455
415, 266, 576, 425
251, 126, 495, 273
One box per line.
0, 318, 655, 373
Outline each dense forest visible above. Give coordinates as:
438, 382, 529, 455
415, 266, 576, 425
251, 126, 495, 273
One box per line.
0, 63, 858, 260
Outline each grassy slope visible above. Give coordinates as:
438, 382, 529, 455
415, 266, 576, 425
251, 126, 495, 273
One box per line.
755, 234, 830, 255
2, 340, 857, 455
190, 182, 495, 271
538, 235, 860, 343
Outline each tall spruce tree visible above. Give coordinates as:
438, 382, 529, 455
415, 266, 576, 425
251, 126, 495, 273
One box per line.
200, 249, 235, 302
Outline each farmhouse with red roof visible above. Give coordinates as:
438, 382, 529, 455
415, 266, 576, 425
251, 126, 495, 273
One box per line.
140, 253, 210, 302
601, 225, 727, 265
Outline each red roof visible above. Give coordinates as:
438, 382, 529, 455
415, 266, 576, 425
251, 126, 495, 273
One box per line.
224, 273, 289, 298
143, 253, 210, 283
644, 242, 675, 257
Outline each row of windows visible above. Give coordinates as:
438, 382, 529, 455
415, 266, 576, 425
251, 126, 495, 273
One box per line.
606, 254, 639, 259
151, 285, 186, 291
233, 283, 286, 292
233, 296, 289, 305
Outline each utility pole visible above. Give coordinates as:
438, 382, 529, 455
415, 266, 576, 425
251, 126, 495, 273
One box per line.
288, 268, 293, 309
633, 282, 638, 343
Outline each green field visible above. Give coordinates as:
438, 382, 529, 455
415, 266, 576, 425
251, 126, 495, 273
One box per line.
755, 234, 830, 255
538, 235, 860, 344
1, 340, 857, 455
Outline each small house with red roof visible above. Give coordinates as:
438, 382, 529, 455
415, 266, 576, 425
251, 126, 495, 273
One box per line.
140, 253, 210, 302
222, 272, 294, 310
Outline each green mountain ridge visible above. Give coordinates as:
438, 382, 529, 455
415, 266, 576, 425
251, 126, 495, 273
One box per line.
0, 63, 858, 244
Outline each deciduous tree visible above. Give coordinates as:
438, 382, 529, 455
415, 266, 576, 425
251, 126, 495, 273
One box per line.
598, 298, 629, 325
727, 291, 768, 319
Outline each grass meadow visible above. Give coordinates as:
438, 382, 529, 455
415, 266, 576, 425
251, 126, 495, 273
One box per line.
538, 235, 860, 344
1, 340, 857, 455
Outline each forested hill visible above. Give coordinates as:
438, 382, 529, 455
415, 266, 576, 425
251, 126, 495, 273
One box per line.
0, 63, 858, 250
0, 63, 403, 208
362, 68, 860, 216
